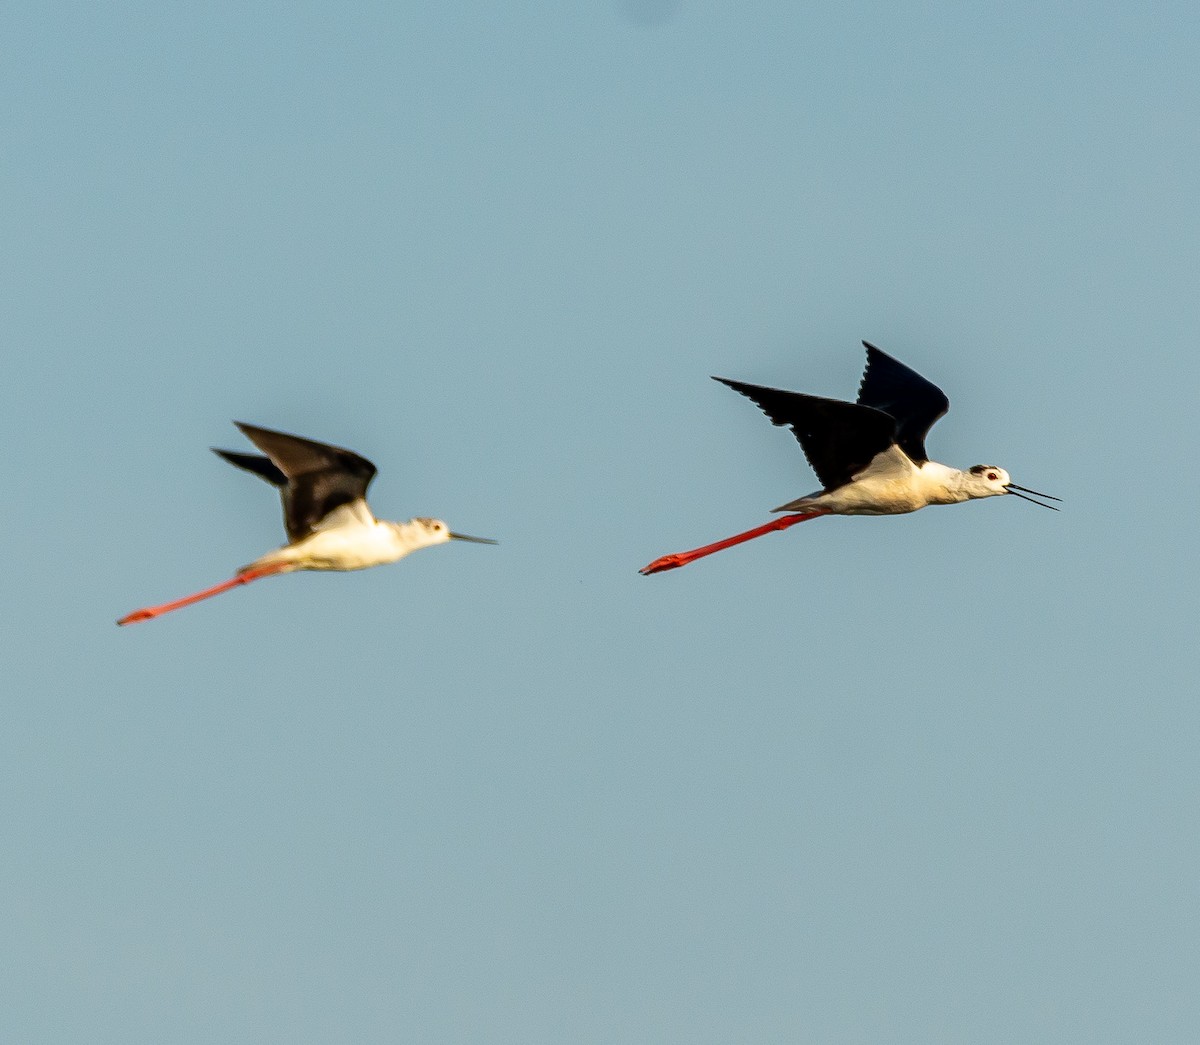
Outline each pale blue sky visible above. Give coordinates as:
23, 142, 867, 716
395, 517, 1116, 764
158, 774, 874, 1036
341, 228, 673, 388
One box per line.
3, 2, 1199, 1042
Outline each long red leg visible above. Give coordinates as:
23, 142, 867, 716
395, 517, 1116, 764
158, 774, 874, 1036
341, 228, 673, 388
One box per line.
116, 563, 292, 626
639, 512, 825, 575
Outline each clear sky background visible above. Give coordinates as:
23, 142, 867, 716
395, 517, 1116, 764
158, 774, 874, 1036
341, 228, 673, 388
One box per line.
3, 2, 1198, 1042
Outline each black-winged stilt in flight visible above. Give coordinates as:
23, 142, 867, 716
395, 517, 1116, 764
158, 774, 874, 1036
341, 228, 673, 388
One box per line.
640, 341, 1058, 575
118, 423, 496, 625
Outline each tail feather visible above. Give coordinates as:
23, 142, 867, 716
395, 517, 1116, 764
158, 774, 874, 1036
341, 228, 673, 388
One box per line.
772, 497, 818, 513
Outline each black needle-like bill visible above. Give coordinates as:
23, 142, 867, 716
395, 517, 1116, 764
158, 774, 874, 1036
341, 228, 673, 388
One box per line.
712, 377, 898, 492
1005, 483, 1062, 511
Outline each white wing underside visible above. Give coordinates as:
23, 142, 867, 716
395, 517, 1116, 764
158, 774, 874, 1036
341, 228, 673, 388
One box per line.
311, 499, 376, 533
852, 444, 915, 483
774, 445, 929, 515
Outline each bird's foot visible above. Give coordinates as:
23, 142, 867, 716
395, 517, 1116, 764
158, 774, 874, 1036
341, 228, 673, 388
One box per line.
639, 554, 686, 575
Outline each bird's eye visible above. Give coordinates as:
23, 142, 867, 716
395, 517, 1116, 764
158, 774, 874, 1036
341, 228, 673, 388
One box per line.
987, 472, 998, 482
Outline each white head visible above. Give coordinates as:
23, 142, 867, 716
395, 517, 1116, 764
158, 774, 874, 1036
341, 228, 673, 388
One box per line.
964, 465, 1060, 509
963, 464, 1010, 499
408, 517, 498, 549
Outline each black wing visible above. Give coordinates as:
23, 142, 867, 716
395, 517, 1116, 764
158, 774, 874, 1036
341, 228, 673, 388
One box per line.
713, 377, 897, 492
218, 422, 379, 543
211, 449, 288, 487
856, 342, 949, 465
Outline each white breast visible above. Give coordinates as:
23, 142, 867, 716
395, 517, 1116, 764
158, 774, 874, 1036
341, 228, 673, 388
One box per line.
250, 513, 409, 573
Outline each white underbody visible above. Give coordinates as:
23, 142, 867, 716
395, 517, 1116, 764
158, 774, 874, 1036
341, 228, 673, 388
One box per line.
776, 448, 978, 515
241, 501, 441, 573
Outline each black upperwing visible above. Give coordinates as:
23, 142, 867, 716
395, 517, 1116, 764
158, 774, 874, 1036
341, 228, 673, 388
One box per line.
211, 449, 287, 487
214, 422, 379, 543
713, 377, 898, 492
856, 342, 949, 465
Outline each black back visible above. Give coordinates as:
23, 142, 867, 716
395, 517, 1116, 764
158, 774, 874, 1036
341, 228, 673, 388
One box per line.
212, 422, 379, 543
856, 341, 949, 465
713, 377, 898, 492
